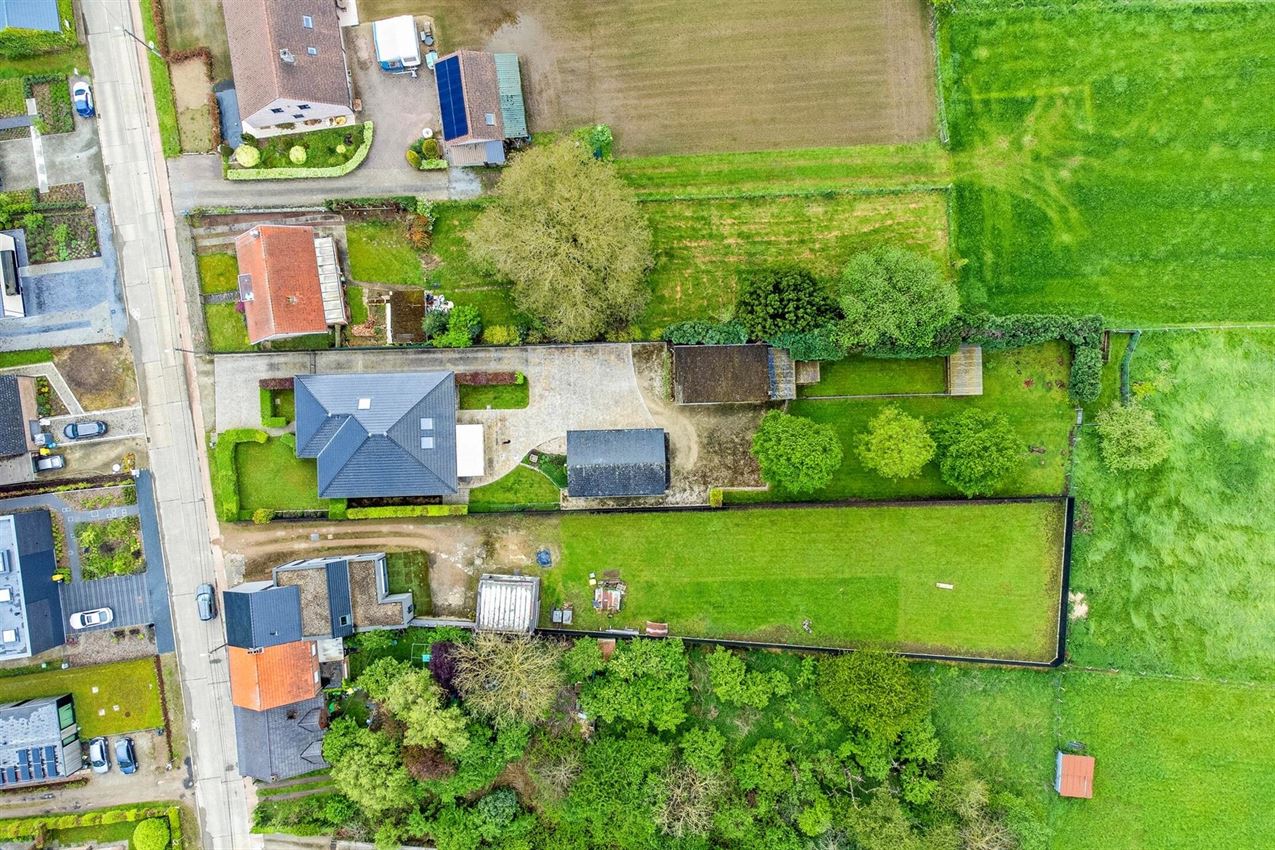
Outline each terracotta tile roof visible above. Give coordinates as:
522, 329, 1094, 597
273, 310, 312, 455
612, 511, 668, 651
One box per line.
222, 0, 351, 119
1056, 753, 1095, 799
235, 224, 329, 344
229, 641, 320, 711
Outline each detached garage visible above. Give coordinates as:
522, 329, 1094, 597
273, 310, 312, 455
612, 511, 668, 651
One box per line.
566, 429, 668, 498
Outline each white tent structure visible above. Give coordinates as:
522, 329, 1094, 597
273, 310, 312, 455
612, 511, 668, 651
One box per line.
372, 15, 421, 73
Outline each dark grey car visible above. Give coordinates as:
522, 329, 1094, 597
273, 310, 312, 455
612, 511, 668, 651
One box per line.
63, 420, 109, 440
195, 583, 216, 621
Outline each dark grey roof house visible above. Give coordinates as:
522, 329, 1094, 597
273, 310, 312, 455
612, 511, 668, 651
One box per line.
233, 695, 327, 781
294, 372, 459, 499
0, 375, 40, 458
0, 694, 82, 788
566, 429, 668, 498
0, 512, 65, 661
223, 581, 302, 650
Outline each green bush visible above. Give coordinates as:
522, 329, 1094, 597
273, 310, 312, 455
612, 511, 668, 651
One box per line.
705, 647, 791, 709
662, 319, 749, 345
1070, 344, 1103, 405
234, 144, 261, 167
252, 508, 274, 525
431, 304, 483, 349
856, 406, 935, 481
258, 388, 273, 422
262, 416, 287, 428
420, 158, 449, 170
345, 505, 468, 519
481, 324, 521, 345
1095, 402, 1171, 473
211, 429, 268, 521
406, 148, 422, 169
735, 266, 837, 341
132, 817, 171, 850
288, 145, 307, 164
932, 409, 1021, 497
769, 325, 846, 361
327, 499, 348, 520
838, 246, 958, 351
572, 123, 614, 159
751, 410, 843, 494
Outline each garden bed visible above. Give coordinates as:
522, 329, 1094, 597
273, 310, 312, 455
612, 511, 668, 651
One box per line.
75, 516, 144, 580
27, 74, 72, 134
227, 122, 373, 180
22, 208, 99, 264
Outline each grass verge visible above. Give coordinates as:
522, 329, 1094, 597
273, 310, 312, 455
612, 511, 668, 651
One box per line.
468, 465, 561, 512
197, 253, 238, 294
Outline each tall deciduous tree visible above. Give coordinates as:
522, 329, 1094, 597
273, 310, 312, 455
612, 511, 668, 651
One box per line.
751, 410, 843, 494
932, 409, 1021, 497
579, 637, 689, 731
455, 633, 564, 728
382, 668, 470, 755
817, 649, 930, 744
324, 721, 418, 817
838, 246, 958, 351
857, 406, 936, 480
1095, 401, 1170, 473
468, 140, 653, 342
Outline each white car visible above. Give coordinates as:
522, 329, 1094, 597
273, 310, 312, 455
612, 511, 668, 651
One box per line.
69, 608, 113, 629
88, 737, 110, 774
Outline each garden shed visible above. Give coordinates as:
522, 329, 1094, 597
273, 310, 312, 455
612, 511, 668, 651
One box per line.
1055, 752, 1095, 799
946, 344, 984, 396
475, 574, 541, 634
672, 344, 794, 404
566, 428, 668, 498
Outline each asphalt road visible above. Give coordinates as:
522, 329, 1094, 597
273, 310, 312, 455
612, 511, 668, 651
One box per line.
84, 2, 254, 848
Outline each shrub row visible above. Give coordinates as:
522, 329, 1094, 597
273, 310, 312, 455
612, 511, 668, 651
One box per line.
346, 504, 468, 519
323, 195, 416, 212
662, 319, 748, 346
0, 804, 177, 841
456, 371, 521, 386
211, 429, 266, 521
227, 123, 374, 181
259, 376, 294, 390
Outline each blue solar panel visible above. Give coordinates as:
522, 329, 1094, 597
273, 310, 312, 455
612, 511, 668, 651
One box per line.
44, 745, 56, 764
435, 57, 469, 140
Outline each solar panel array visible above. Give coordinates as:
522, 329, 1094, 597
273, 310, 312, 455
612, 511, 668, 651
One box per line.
0, 745, 61, 786
435, 56, 468, 140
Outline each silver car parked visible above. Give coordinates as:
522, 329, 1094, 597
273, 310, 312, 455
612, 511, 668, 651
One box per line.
88, 736, 110, 774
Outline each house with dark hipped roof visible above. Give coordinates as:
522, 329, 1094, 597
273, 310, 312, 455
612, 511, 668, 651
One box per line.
233, 696, 327, 782
222, 581, 303, 650
434, 50, 528, 166
566, 429, 669, 498
0, 695, 82, 788
0, 512, 64, 661
221, 0, 354, 137
294, 372, 460, 499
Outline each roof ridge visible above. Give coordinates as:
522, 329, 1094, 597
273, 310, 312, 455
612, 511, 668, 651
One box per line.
317, 416, 370, 492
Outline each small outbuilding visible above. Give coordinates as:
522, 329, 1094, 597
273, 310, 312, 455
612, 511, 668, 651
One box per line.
1055, 752, 1095, 799
672, 344, 795, 404
434, 50, 528, 166
372, 15, 420, 73
475, 574, 541, 634
946, 344, 984, 396
566, 428, 668, 498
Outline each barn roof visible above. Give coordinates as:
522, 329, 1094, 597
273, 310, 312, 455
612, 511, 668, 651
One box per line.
1055, 752, 1095, 799
672, 345, 772, 404
566, 429, 668, 498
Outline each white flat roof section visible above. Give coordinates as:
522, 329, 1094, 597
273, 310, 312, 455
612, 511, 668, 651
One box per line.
455, 423, 485, 478
373, 15, 420, 68
475, 574, 540, 634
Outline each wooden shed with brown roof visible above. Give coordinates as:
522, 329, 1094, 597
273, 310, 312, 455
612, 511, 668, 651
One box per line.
672, 344, 795, 404
222, 0, 354, 137
229, 641, 320, 711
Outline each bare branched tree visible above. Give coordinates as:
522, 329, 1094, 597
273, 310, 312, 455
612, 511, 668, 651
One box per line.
653, 764, 723, 839
455, 633, 565, 728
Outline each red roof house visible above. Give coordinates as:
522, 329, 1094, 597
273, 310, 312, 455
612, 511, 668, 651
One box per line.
1055, 752, 1095, 799
235, 225, 339, 344
228, 641, 320, 711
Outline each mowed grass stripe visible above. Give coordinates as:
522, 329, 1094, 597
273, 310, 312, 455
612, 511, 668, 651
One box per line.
543, 501, 1064, 659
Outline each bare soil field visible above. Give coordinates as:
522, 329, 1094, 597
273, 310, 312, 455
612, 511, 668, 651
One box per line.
365, 0, 936, 155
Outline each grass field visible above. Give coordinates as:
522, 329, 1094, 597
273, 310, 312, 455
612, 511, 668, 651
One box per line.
235, 438, 327, 513
365, 0, 935, 156
797, 355, 947, 397
1069, 331, 1275, 681
468, 465, 561, 513
927, 665, 1275, 850
616, 142, 951, 199
941, 2, 1275, 323
0, 659, 164, 737
197, 253, 238, 294
638, 189, 948, 334
535, 500, 1064, 658
347, 220, 424, 286
427, 203, 518, 327
733, 342, 1075, 502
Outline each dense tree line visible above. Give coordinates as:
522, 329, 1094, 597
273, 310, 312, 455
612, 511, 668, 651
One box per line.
255, 632, 1044, 850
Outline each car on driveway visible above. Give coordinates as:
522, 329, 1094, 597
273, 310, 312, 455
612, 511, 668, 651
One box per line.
33, 454, 66, 473
88, 737, 110, 774
195, 583, 216, 621
114, 737, 137, 774
69, 608, 113, 629
63, 420, 109, 440
72, 81, 94, 118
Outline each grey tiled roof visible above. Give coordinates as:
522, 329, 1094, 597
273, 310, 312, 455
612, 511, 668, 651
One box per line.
234, 696, 327, 781
566, 429, 668, 497
223, 582, 302, 650
0, 377, 27, 457
294, 373, 458, 498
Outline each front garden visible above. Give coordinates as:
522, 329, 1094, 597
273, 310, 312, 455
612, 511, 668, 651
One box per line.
228, 123, 373, 180
74, 515, 144, 580
0, 658, 164, 737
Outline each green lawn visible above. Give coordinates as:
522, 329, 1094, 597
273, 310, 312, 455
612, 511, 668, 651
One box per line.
534, 500, 1064, 658
197, 253, 238, 294
927, 665, 1275, 850
203, 302, 250, 352
0, 659, 164, 737
941, 1, 1275, 323
458, 381, 528, 410
616, 141, 952, 200
0, 46, 88, 81
637, 189, 949, 336
347, 220, 424, 285
427, 202, 517, 327
0, 78, 24, 116
797, 355, 947, 397
734, 342, 1075, 503
1069, 330, 1275, 681
250, 124, 367, 169
235, 438, 328, 512
385, 551, 432, 615
468, 465, 561, 512
0, 349, 52, 368
345, 285, 367, 324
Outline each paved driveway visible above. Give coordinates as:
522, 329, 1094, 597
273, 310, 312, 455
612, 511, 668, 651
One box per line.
212, 344, 658, 484
50, 405, 146, 443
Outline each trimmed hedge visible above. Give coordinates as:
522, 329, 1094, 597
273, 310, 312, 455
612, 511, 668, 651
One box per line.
227, 123, 374, 180
327, 499, 348, 521
211, 429, 267, 522
133, 817, 171, 850
0, 804, 178, 842
346, 504, 468, 519
662, 319, 749, 346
